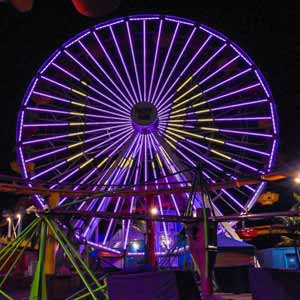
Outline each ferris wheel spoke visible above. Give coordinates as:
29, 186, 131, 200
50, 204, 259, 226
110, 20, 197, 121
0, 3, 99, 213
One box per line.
123, 135, 144, 249
102, 136, 143, 244
78, 40, 136, 106
165, 123, 271, 157
52, 61, 131, 114
64, 50, 132, 110
148, 134, 181, 215
92, 32, 136, 105
201, 68, 252, 94
151, 23, 180, 104
146, 135, 170, 249
23, 120, 130, 128
32, 91, 130, 120
25, 106, 127, 122
126, 21, 143, 102
29, 128, 133, 181
18, 15, 279, 252
154, 27, 196, 106
27, 125, 132, 166
22, 123, 131, 146
80, 134, 142, 240
199, 126, 273, 138
148, 20, 163, 103
155, 34, 212, 110
165, 127, 262, 173
103, 167, 132, 245
198, 55, 240, 86
157, 42, 227, 113
108, 26, 139, 104
202, 170, 247, 213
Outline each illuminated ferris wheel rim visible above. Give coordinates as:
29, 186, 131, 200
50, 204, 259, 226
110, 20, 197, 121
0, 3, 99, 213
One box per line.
16, 14, 278, 253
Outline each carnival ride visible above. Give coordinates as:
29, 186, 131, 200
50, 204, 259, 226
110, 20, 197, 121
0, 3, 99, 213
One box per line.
0, 14, 285, 300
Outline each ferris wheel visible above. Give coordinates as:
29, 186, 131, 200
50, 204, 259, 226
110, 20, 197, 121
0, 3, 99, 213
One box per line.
16, 14, 278, 254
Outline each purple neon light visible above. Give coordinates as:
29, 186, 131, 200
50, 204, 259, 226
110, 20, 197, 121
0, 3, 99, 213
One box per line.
202, 83, 261, 106
84, 134, 141, 240
151, 22, 180, 104
230, 44, 252, 66
65, 49, 132, 110
109, 26, 139, 104
30, 128, 133, 181
17, 15, 279, 252
154, 27, 196, 104
199, 25, 226, 42
198, 55, 240, 86
126, 21, 143, 101
218, 128, 273, 138
94, 19, 124, 30
148, 135, 170, 249
123, 135, 144, 249
90, 32, 136, 104
202, 68, 252, 94
149, 134, 181, 216
147, 20, 163, 102
165, 17, 195, 26
51, 61, 131, 114
33, 90, 129, 119
156, 35, 212, 110
210, 98, 268, 112
143, 20, 147, 102
79, 40, 137, 106
192, 44, 227, 78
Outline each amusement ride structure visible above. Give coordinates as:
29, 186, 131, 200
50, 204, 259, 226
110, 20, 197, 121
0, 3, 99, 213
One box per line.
0, 14, 284, 300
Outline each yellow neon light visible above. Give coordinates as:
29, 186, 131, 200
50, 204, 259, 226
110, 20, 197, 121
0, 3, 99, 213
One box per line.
173, 92, 203, 109
67, 152, 83, 162
68, 131, 84, 137
166, 132, 178, 143
169, 113, 187, 119
80, 158, 95, 169
69, 122, 85, 126
165, 138, 176, 149
174, 85, 198, 103
201, 127, 219, 132
167, 123, 184, 128
72, 89, 87, 97
195, 109, 210, 115
81, 81, 88, 86
204, 137, 224, 144
198, 118, 213, 122
167, 126, 201, 139
165, 129, 185, 140
211, 149, 232, 160
176, 76, 193, 92
71, 101, 86, 107
70, 112, 85, 116
170, 107, 188, 116
68, 141, 84, 149
192, 100, 207, 108
151, 161, 155, 169
97, 157, 109, 168
156, 153, 163, 168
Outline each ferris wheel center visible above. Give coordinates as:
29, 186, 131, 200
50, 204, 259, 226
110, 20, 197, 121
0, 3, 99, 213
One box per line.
131, 102, 158, 132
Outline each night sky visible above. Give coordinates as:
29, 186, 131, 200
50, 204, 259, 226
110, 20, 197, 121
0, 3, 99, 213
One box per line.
0, 1, 299, 210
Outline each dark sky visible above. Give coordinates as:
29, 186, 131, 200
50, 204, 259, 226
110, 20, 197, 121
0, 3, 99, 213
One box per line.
0, 1, 299, 209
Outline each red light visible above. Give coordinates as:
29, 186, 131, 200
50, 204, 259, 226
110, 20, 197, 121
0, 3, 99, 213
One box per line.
236, 228, 259, 241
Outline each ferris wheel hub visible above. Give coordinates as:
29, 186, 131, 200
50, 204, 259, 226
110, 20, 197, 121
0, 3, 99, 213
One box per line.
131, 102, 158, 133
